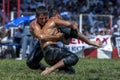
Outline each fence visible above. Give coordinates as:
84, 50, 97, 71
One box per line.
1, 12, 119, 59
79, 14, 113, 35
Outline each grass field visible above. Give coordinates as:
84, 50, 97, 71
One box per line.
0, 58, 120, 80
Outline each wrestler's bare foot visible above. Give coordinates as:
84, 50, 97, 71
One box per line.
41, 67, 55, 75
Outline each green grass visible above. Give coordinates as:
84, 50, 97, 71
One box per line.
0, 58, 120, 80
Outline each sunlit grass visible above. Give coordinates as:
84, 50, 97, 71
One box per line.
0, 58, 120, 80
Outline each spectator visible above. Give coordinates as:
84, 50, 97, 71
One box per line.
93, 2, 104, 14
21, 26, 34, 59
14, 27, 23, 59
112, 17, 120, 35
99, 29, 107, 36
112, 17, 120, 47
90, 21, 99, 35
1, 29, 15, 59
35, 0, 46, 7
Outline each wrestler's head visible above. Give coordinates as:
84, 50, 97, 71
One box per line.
50, 8, 62, 19
36, 6, 49, 26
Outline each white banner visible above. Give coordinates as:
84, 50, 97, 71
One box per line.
65, 35, 112, 53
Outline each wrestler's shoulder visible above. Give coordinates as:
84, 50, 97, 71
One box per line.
30, 20, 36, 25
29, 20, 37, 27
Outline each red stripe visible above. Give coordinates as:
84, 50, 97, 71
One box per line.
112, 47, 119, 59
84, 48, 97, 58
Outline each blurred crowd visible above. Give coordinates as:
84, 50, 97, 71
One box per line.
0, 0, 120, 34
0, 0, 120, 59
0, 26, 33, 59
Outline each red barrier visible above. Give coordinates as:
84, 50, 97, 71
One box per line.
112, 47, 119, 59
84, 48, 97, 58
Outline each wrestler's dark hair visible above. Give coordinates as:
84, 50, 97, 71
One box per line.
36, 6, 48, 17
50, 8, 60, 17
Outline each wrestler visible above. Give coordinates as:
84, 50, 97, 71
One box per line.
26, 6, 62, 71
40, 10, 102, 75
26, 7, 76, 74
26, 6, 78, 73
27, 7, 102, 74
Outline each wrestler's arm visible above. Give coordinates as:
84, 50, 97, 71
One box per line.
54, 19, 78, 30
30, 24, 62, 41
29, 24, 41, 38
40, 32, 63, 41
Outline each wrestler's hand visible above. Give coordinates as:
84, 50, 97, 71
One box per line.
72, 22, 78, 30
90, 41, 102, 48
56, 32, 64, 39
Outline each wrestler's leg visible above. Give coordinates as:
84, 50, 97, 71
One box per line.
76, 31, 102, 47
26, 40, 46, 71
59, 26, 78, 39
41, 59, 64, 75
41, 54, 78, 75
41, 45, 78, 75
59, 26, 71, 39
58, 28, 79, 74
